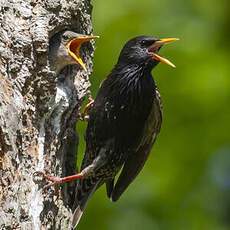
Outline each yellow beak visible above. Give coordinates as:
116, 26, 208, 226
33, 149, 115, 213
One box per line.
152, 53, 176, 68
152, 37, 179, 68
156, 38, 179, 45
66, 35, 99, 71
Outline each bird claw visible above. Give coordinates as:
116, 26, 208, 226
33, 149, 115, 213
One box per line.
78, 114, 90, 121
33, 170, 84, 192
43, 181, 59, 191
33, 171, 46, 184
79, 94, 94, 121
33, 171, 63, 191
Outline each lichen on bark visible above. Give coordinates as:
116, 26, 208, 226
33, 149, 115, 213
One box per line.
0, 0, 94, 229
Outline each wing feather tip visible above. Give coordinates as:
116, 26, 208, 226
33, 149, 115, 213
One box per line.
72, 206, 84, 229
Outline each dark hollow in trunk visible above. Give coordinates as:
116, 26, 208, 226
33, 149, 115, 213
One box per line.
0, 0, 94, 229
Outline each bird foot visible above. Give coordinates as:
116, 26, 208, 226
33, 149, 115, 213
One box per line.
78, 95, 94, 121
33, 171, 84, 190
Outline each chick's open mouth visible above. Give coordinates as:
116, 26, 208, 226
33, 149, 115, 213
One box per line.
66, 35, 99, 71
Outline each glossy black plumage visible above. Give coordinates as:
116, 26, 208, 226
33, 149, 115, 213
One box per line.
72, 36, 164, 227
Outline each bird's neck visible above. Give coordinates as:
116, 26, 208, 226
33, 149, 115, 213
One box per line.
49, 57, 70, 75
112, 62, 156, 90
107, 63, 156, 107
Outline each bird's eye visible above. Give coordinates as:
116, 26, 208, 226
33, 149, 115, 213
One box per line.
63, 34, 69, 40
140, 40, 152, 47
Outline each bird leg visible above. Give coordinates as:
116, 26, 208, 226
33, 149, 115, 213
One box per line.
46, 173, 83, 189
33, 171, 83, 190
78, 94, 94, 121
33, 165, 94, 190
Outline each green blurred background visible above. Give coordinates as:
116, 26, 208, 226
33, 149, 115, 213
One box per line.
77, 0, 230, 229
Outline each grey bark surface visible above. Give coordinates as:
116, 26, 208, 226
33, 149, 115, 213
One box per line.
0, 0, 94, 229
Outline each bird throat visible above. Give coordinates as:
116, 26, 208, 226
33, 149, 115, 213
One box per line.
111, 64, 156, 112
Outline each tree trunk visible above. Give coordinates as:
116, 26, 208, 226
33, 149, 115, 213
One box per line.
0, 0, 94, 229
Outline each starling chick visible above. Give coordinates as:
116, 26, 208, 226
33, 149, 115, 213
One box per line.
48, 30, 98, 74
42, 35, 178, 227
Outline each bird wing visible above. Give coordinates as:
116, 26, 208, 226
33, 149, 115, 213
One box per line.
111, 90, 162, 202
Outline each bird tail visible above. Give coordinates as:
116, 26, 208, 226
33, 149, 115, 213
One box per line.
72, 206, 84, 229
72, 178, 100, 229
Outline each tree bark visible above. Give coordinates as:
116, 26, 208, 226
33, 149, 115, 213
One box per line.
0, 0, 94, 229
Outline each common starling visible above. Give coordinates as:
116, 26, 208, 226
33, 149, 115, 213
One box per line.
49, 30, 98, 74
41, 35, 178, 228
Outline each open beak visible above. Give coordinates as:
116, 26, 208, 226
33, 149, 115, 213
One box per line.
149, 38, 179, 68
66, 35, 99, 71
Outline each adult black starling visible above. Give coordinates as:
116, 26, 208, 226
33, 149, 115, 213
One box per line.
49, 30, 98, 74
41, 35, 178, 228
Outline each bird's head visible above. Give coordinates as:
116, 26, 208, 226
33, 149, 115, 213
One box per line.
49, 31, 99, 73
118, 36, 179, 69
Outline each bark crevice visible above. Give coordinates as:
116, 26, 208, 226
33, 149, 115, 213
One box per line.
0, 0, 93, 229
